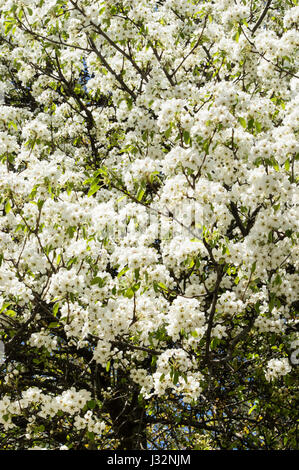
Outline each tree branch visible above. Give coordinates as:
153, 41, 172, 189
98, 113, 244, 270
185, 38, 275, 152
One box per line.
204, 266, 223, 364
251, 0, 272, 34
87, 35, 137, 100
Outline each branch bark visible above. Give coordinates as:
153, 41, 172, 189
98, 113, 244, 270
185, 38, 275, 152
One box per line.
87, 35, 137, 100
204, 266, 224, 364
251, 0, 272, 34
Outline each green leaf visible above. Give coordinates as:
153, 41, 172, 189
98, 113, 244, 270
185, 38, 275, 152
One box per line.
157, 282, 167, 290
53, 302, 60, 316
0, 302, 11, 314
8, 121, 17, 131
126, 97, 133, 110
117, 265, 129, 278
142, 130, 148, 142
238, 117, 246, 128
125, 282, 140, 298
248, 118, 254, 130
173, 370, 179, 385
67, 257, 77, 268
165, 126, 172, 139
136, 186, 145, 202
5, 310, 16, 317
37, 199, 44, 211
202, 139, 210, 154
255, 121, 262, 132
134, 268, 140, 280
181, 372, 188, 383
4, 200, 11, 214
91, 277, 106, 287
183, 130, 191, 145
210, 338, 219, 350
151, 355, 157, 367
251, 261, 257, 274
4, 22, 15, 35
87, 400, 96, 410
87, 431, 95, 441
233, 29, 240, 42
269, 296, 275, 312
273, 203, 280, 212
87, 184, 100, 197
125, 287, 134, 299
248, 404, 257, 415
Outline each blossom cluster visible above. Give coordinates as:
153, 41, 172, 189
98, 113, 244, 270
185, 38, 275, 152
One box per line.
0, 0, 297, 448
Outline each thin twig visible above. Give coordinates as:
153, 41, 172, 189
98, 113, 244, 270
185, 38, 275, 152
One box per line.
251, 0, 272, 34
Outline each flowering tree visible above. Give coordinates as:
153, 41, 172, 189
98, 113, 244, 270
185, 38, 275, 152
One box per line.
0, 0, 298, 450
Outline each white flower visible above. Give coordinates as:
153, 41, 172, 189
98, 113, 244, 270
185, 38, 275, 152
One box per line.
265, 358, 292, 382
